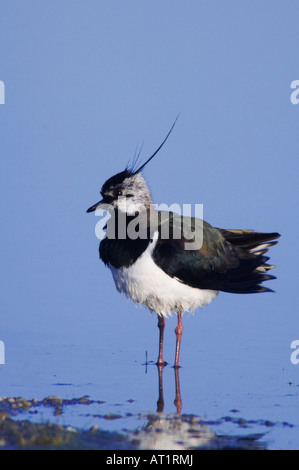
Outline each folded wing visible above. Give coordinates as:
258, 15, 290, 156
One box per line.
152, 212, 280, 294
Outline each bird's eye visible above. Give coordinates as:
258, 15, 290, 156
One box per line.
116, 189, 123, 196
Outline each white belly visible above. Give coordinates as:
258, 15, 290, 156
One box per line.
108, 234, 218, 317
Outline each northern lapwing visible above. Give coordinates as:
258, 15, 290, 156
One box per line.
87, 120, 280, 368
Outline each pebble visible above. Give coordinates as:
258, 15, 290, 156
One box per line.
43, 396, 63, 407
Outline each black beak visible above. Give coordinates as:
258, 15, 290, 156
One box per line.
86, 200, 103, 213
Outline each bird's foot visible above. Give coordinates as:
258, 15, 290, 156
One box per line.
156, 359, 168, 367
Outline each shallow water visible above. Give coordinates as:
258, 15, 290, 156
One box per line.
1, 317, 299, 450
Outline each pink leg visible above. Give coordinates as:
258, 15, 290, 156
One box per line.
157, 315, 167, 366
174, 311, 183, 368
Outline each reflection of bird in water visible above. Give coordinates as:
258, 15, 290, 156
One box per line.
131, 365, 265, 450
156, 364, 182, 414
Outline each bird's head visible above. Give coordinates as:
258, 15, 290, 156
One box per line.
86, 169, 152, 215
87, 116, 179, 216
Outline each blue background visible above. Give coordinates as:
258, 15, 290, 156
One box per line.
0, 1, 299, 449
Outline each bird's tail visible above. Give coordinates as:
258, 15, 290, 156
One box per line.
217, 229, 280, 293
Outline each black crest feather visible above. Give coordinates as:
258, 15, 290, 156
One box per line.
130, 114, 180, 174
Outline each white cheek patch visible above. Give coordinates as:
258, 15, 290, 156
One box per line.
116, 197, 147, 215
